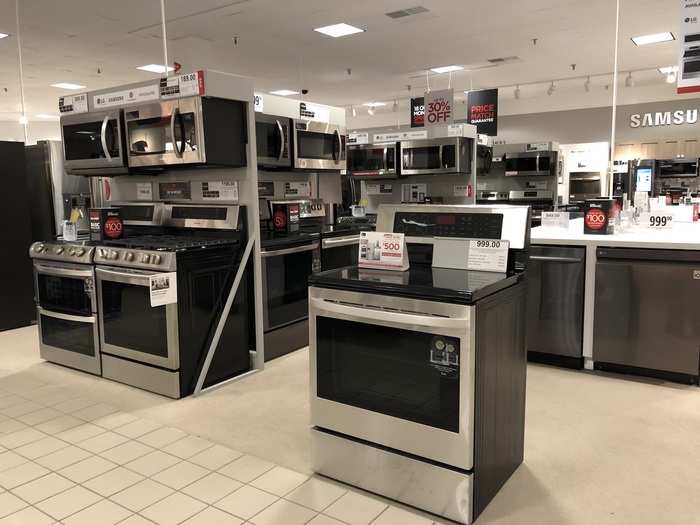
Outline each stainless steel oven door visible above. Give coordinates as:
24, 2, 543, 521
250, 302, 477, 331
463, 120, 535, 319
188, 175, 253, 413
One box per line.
309, 287, 475, 470
96, 266, 180, 369
293, 120, 347, 171
61, 109, 126, 173
37, 308, 101, 375
34, 261, 96, 316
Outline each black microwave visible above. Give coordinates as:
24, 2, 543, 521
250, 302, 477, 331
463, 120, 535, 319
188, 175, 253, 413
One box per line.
504, 151, 558, 177
657, 159, 698, 178
347, 143, 400, 179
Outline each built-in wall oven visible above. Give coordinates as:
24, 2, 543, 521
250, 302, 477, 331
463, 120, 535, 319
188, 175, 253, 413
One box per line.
682, 34, 700, 81
347, 143, 400, 179
293, 120, 346, 171
657, 159, 698, 178
505, 150, 557, 176
569, 172, 602, 203
31, 244, 101, 375
61, 109, 128, 176
400, 137, 473, 175
124, 96, 247, 169
256, 113, 292, 169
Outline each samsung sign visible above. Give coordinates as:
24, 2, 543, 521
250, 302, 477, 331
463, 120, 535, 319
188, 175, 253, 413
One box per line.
630, 109, 699, 128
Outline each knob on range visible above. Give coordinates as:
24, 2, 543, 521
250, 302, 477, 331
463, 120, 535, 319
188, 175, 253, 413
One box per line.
55, 247, 64, 255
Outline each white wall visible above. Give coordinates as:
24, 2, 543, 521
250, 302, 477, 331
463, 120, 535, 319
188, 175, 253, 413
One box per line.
0, 120, 60, 144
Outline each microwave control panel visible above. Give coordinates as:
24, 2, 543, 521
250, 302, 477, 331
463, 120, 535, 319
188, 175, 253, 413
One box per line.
393, 212, 503, 239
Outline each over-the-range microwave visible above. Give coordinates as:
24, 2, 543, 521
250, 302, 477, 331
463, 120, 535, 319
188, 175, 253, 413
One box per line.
400, 136, 473, 176
504, 150, 558, 177
123, 96, 248, 169
292, 120, 346, 171
347, 142, 400, 179
255, 113, 292, 169
61, 109, 129, 176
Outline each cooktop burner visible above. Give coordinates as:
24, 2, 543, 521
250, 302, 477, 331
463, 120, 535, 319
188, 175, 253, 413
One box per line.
103, 235, 236, 251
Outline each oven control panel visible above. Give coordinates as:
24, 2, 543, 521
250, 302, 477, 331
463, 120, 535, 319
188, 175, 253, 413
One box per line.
30, 242, 95, 264
94, 248, 177, 272
393, 212, 503, 239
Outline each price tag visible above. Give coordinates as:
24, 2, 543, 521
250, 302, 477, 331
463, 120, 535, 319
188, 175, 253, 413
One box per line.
468, 239, 509, 273
58, 93, 88, 114
643, 211, 674, 229
541, 211, 570, 229
136, 183, 153, 201
160, 71, 205, 100
254, 94, 264, 112
348, 132, 369, 145
149, 272, 177, 307
358, 232, 409, 271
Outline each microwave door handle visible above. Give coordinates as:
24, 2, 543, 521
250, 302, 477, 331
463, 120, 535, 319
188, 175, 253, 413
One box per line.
177, 109, 186, 156
331, 130, 339, 162
337, 131, 343, 162
276, 120, 284, 161
439, 145, 444, 168
100, 115, 112, 161
170, 108, 183, 158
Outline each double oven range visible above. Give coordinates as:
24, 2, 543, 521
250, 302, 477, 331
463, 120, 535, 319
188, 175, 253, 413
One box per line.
31, 203, 252, 398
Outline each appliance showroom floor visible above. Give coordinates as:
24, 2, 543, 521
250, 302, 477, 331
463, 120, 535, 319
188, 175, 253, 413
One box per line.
1, 326, 699, 525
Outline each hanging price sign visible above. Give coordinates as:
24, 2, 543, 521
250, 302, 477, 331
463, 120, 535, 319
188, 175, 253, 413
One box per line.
424, 89, 454, 127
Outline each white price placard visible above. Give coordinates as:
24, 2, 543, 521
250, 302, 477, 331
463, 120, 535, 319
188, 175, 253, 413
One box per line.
136, 183, 153, 201
365, 183, 392, 195
541, 211, 570, 229
358, 232, 409, 271
468, 239, 509, 273
284, 181, 311, 198
58, 93, 88, 115
202, 181, 238, 201
643, 211, 674, 229
348, 132, 369, 145
149, 272, 177, 307
254, 94, 264, 113
160, 71, 205, 100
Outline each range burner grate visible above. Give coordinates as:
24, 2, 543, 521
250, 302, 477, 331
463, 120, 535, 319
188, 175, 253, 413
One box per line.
103, 235, 236, 251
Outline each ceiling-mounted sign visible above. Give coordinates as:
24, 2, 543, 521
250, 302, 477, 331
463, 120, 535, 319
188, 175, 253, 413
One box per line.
629, 109, 699, 128
467, 89, 498, 136
160, 71, 205, 100
93, 84, 160, 109
299, 102, 330, 123
678, 1, 700, 94
58, 93, 88, 115
410, 97, 425, 127
424, 89, 454, 127
254, 94, 264, 113
373, 130, 427, 143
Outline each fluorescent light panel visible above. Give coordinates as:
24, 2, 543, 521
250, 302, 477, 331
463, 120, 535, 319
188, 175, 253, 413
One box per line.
314, 23, 364, 38
430, 65, 464, 74
270, 89, 299, 96
50, 82, 86, 90
631, 32, 674, 46
363, 102, 386, 107
0, 33, 9, 39
36, 114, 58, 119
136, 64, 175, 73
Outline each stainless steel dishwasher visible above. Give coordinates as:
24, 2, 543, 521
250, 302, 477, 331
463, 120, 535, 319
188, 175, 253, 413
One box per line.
593, 248, 700, 384
526, 245, 586, 368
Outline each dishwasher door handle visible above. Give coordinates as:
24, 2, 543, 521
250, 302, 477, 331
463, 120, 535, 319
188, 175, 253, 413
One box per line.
530, 255, 584, 264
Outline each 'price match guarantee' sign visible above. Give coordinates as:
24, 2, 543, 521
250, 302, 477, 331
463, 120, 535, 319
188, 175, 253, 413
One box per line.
424, 89, 454, 127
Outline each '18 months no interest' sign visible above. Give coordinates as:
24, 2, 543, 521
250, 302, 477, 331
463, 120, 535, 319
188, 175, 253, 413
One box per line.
424, 89, 454, 127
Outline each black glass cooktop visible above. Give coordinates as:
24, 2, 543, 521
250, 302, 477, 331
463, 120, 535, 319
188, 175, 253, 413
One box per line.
103, 235, 237, 251
308, 264, 520, 305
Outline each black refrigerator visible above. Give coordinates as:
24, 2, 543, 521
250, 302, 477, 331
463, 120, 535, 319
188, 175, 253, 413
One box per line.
0, 141, 36, 331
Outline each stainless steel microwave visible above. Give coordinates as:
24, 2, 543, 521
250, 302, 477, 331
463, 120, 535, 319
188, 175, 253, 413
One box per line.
256, 113, 292, 169
293, 120, 346, 171
123, 96, 247, 169
347, 143, 400, 179
504, 150, 558, 177
400, 136, 473, 176
61, 109, 128, 176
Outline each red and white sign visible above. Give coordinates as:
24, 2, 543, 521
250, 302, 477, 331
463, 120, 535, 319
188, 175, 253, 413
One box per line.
584, 208, 607, 231
678, 1, 700, 94
160, 70, 205, 100
424, 89, 454, 127
358, 232, 409, 271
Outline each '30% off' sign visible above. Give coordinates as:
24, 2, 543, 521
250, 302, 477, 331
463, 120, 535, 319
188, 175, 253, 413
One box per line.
425, 89, 454, 126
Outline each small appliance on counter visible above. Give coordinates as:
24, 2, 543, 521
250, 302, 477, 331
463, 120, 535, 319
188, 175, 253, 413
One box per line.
309, 203, 530, 524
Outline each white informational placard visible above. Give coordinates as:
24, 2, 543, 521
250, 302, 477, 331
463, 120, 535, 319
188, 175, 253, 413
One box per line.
373, 130, 427, 143
299, 102, 330, 123
453, 184, 471, 197
93, 85, 159, 109
284, 181, 311, 198
254, 94, 264, 113
358, 231, 409, 271
467, 239, 509, 273
150, 272, 177, 307
365, 183, 392, 195
202, 181, 239, 201
424, 89, 454, 127
401, 183, 428, 203
541, 211, 570, 229
136, 183, 153, 201
160, 71, 205, 100
58, 93, 88, 115
348, 132, 370, 145
642, 211, 674, 229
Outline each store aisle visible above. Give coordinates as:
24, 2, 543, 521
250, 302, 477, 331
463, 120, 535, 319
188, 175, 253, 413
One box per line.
1, 325, 700, 524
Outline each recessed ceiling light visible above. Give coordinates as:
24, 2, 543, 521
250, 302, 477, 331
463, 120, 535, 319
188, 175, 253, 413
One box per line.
314, 23, 365, 38
430, 65, 464, 74
50, 82, 86, 90
631, 32, 674, 46
658, 66, 679, 74
136, 64, 175, 73
270, 89, 299, 96
36, 114, 58, 119
363, 102, 386, 107
0, 33, 9, 39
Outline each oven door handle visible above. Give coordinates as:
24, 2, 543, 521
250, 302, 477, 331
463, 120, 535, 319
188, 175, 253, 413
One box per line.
322, 236, 360, 248
34, 263, 94, 279
310, 297, 469, 331
95, 267, 154, 286
100, 115, 112, 162
38, 308, 96, 324
261, 242, 320, 258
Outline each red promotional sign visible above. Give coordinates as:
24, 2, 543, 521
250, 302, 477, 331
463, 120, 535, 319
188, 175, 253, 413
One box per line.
584, 208, 607, 230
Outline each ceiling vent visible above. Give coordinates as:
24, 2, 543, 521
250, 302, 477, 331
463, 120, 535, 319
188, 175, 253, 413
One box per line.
385, 6, 429, 19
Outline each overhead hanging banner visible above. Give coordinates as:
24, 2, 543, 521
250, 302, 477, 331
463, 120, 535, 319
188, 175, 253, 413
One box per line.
424, 89, 454, 127
678, 1, 700, 94
467, 89, 499, 136
410, 97, 425, 127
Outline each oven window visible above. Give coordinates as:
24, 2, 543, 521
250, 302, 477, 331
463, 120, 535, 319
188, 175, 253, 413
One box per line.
128, 116, 172, 155
265, 249, 315, 329
403, 146, 440, 170
322, 244, 358, 271
40, 314, 95, 356
316, 316, 460, 432
63, 120, 120, 160
348, 148, 390, 171
37, 274, 92, 316
101, 281, 169, 357
570, 179, 601, 196
298, 131, 335, 160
